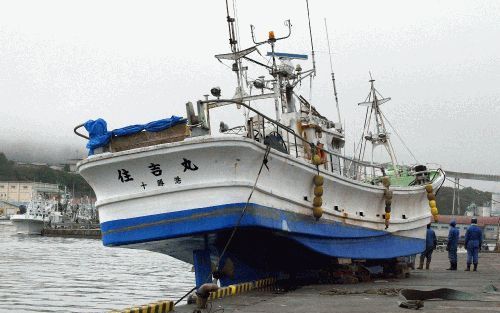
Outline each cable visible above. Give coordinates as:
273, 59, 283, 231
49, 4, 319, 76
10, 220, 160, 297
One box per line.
174, 286, 197, 306
444, 176, 500, 205
434, 168, 446, 196
216, 145, 271, 265
173, 145, 271, 306
379, 110, 419, 164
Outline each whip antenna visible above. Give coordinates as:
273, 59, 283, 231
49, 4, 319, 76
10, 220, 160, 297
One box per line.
306, 0, 316, 76
324, 18, 342, 130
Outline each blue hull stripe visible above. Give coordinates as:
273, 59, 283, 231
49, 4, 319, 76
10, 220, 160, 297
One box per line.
291, 233, 423, 259
100, 203, 425, 259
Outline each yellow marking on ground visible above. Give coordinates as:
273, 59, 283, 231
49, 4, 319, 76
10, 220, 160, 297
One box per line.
111, 300, 174, 313
113, 277, 277, 312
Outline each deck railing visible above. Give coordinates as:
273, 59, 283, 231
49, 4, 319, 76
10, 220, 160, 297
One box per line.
204, 99, 384, 182
74, 98, 440, 185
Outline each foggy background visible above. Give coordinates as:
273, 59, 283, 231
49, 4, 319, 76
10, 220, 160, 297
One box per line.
0, 0, 499, 191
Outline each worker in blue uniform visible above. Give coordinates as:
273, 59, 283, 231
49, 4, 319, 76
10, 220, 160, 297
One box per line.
464, 217, 483, 271
446, 219, 460, 270
417, 223, 437, 270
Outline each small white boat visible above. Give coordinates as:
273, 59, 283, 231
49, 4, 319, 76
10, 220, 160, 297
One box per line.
10, 202, 52, 235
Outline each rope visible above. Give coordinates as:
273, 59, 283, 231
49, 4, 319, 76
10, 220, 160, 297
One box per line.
379, 110, 419, 164
173, 145, 271, 306
174, 286, 197, 305
216, 145, 271, 266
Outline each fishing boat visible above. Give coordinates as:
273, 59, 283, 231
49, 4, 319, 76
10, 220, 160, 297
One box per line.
10, 200, 53, 235
74, 2, 444, 286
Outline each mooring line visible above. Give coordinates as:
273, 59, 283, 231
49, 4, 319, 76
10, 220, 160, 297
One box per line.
216, 145, 271, 267
174, 144, 271, 306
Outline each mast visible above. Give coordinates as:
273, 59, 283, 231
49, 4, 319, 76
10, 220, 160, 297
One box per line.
358, 77, 399, 176
225, 0, 244, 97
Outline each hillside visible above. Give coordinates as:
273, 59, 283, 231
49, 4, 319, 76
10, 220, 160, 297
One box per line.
436, 186, 491, 215
0, 152, 94, 197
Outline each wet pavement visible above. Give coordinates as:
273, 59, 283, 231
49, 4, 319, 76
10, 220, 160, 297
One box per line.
176, 251, 500, 313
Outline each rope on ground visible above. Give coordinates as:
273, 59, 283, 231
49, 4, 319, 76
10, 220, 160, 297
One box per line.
322, 287, 498, 310
320, 287, 402, 296
174, 286, 197, 306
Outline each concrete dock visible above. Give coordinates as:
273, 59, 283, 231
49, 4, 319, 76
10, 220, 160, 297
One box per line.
174, 251, 499, 313
41, 227, 101, 238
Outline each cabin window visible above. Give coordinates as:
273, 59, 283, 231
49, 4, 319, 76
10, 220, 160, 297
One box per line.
331, 138, 343, 150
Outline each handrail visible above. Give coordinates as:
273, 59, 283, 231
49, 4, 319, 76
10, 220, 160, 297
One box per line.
202, 99, 384, 173
74, 123, 89, 139
205, 99, 295, 135
72, 98, 442, 184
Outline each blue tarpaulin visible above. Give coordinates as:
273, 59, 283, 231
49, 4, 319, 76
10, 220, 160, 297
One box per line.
84, 119, 112, 156
144, 116, 185, 132
111, 124, 144, 137
84, 116, 186, 155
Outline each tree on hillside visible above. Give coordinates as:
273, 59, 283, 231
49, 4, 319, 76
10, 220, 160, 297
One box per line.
0, 153, 16, 180
436, 186, 492, 215
0, 152, 94, 197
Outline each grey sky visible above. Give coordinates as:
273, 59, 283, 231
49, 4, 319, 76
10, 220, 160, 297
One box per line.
0, 0, 499, 191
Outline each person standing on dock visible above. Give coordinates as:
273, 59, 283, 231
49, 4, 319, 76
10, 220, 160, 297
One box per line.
464, 217, 483, 271
446, 219, 459, 270
417, 223, 437, 270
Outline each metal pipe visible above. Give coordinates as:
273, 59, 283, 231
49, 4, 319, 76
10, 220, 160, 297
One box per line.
73, 124, 89, 140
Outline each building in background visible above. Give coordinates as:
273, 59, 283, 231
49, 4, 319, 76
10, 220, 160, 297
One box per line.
0, 200, 21, 218
493, 192, 500, 216
431, 215, 499, 249
0, 181, 60, 203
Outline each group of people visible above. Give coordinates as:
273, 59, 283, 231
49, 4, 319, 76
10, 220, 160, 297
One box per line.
418, 218, 483, 271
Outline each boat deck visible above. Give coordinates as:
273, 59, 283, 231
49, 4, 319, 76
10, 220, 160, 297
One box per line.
174, 251, 499, 313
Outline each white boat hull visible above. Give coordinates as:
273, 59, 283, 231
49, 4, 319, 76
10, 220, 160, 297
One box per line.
78, 136, 444, 264
10, 216, 45, 235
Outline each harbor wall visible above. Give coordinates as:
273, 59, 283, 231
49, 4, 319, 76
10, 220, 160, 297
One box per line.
42, 227, 101, 238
